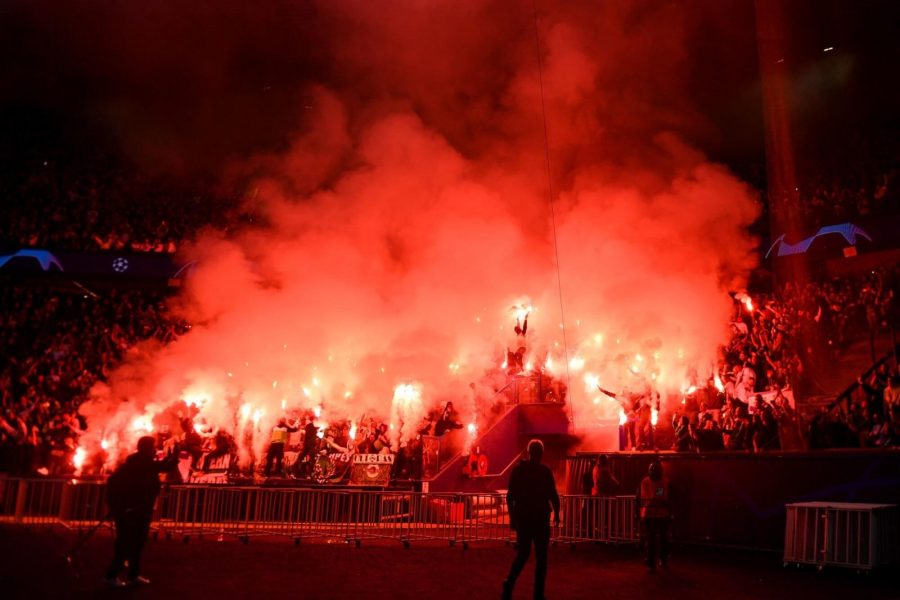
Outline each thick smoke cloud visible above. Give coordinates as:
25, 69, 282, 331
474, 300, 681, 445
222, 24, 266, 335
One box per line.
75, 1, 759, 462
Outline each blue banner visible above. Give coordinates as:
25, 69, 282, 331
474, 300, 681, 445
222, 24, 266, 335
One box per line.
0, 248, 194, 280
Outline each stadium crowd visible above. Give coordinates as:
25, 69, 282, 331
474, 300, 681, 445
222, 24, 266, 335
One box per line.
807, 363, 900, 449
1, 267, 895, 476
1, 150, 900, 475
0, 285, 188, 474
0, 156, 236, 253
670, 265, 899, 453
765, 134, 900, 226
770, 170, 899, 227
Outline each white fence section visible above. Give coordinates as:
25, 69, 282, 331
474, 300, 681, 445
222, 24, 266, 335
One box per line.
0, 478, 639, 548
784, 502, 900, 570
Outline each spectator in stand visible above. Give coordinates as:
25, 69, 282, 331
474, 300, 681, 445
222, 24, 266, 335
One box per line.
765, 132, 900, 226
885, 375, 900, 418
356, 431, 377, 455
434, 402, 463, 437
0, 160, 897, 473
177, 414, 204, 469
694, 414, 725, 451
889, 406, 900, 447
0, 285, 186, 475
0, 408, 29, 474
672, 415, 693, 452
0, 154, 242, 253
201, 429, 234, 472
866, 413, 891, 447
735, 368, 757, 404
724, 405, 751, 451
294, 416, 320, 478
751, 395, 780, 451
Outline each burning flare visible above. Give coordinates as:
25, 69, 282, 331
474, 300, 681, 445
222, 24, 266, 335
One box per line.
714, 373, 725, 393
131, 414, 154, 434
73, 447, 87, 471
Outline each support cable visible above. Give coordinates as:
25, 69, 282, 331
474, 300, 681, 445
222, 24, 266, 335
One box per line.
531, 0, 575, 428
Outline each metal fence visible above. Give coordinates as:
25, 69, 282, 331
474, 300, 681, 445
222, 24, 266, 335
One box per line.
0, 477, 639, 547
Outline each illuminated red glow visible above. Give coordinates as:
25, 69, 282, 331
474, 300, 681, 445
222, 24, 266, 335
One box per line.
75, 4, 760, 466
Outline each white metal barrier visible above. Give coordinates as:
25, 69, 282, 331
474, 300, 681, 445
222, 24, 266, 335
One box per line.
0, 478, 639, 548
0, 478, 67, 526
58, 480, 107, 528
556, 495, 640, 545
784, 502, 900, 570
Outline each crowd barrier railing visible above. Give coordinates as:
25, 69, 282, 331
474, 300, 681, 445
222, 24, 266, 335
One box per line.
0, 478, 67, 526
457, 493, 514, 547
556, 495, 640, 545
0, 478, 639, 547
58, 479, 107, 528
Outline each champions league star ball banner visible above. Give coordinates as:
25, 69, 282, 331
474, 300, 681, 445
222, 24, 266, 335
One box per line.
0, 248, 194, 281
350, 453, 395, 486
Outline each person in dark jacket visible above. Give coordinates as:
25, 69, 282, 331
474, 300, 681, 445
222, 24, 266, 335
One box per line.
434, 402, 463, 436
672, 415, 693, 452
202, 428, 233, 471
104, 436, 174, 587
502, 439, 560, 600
294, 417, 320, 478
178, 414, 203, 469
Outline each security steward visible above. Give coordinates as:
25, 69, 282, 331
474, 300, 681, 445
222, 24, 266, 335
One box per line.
638, 460, 671, 572
264, 417, 299, 477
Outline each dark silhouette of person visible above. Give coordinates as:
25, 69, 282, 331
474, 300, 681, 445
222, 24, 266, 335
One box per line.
514, 314, 528, 337
356, 431, 378, 454
294, 417, 320, 478
580, 458, 597, 539
637, 460, 671, 572
581, 460, 595, 495
104, 435, 174, 587
503, 439, 559, 600
592, 454, 620, 496
434, 402, 463, 436
202, 429, 232, 471
581, 454, 621, 540
178, 414, 203, 469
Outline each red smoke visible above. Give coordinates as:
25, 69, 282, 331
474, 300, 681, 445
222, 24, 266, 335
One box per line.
77, 1, 759, 465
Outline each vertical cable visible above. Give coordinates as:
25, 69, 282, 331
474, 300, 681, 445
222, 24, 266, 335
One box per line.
531, 0, 574, 428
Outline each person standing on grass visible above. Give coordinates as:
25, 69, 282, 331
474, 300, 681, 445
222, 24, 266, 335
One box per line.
503, 439, 560, 600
